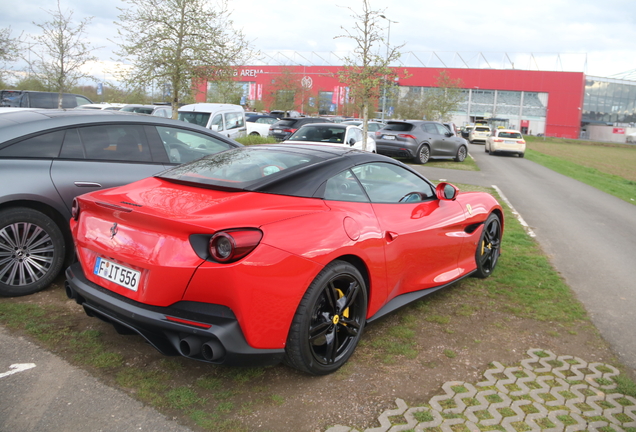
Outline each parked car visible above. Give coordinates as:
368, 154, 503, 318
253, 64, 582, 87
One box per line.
120, 104, 172, 118
460, 125, 474, 139
0, 109, 242, 297
65, 144, 503, 375
245, 114, 280, 137
178, 103, 246, 140
270, 109, 301, 118
1, 90, 93, 109
268, 117, 329, 141
626, 132, 636, 143
468, 125, 491, 143
443, 122, 459, 136
485, 129, 526, 157
342, 120, 385, 139
284, 123, 376, 152
374, 120, 469, 164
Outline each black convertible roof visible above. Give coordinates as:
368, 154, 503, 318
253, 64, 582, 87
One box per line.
158, 144, 422, 198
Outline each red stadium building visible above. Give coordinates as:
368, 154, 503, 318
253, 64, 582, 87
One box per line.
195, 65, 586, 139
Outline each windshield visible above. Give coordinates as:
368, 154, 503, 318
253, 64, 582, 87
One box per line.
158, 147, 323, 188
289, 125, 347, 143
178, 112, 211, 127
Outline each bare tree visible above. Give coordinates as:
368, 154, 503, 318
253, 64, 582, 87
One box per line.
27, 1, 98, 107
431, 71, 464, 121
335, 0, 406, 149
267, 68, 303, 112
0, 27, 22, 86
115, 0, 253, 118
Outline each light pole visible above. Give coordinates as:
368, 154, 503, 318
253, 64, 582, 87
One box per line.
379, 15, 397, 122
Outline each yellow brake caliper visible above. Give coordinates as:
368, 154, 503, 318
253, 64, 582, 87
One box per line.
336, 288, 349, 324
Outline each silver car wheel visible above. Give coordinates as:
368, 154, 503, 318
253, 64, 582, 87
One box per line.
0, 222, 54, 286
0, 208, 65, 296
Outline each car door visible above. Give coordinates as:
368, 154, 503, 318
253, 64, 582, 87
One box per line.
351, 162, 467, 301
50, 124, 168, 214
223, 111, 246, 139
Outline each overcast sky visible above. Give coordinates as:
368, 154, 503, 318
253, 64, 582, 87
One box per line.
2, 0, 635, 82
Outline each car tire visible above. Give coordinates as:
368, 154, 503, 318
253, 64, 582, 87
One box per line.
284, 260, 367, 375
473, 213, 502, 279
249, 132, 260, 136
0, 207, 65, 297
413, 144, 430, 164
454, 145, 467, 162
519, 153, 525, 158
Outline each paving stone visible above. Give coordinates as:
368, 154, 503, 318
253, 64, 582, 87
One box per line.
326, 349, 636, 432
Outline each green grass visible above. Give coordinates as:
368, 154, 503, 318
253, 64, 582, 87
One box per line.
235, 135, 278, 146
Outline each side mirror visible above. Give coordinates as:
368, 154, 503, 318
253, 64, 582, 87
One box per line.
435, 182, 459, 201
349, 138, 356, 146
210, 125, 219, 132
445, 132, 453, 137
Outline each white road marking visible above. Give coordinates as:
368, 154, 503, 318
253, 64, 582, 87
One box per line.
0, 363, 36, 379
492, 185, 536, 238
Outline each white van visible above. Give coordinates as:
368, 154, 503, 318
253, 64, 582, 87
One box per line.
178, 103, 246, 140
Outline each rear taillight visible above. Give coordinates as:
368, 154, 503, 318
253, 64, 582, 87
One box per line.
208, 229, 263, 263
493, 139, 504, 142
375, 131, 382, 136
282, 128, 297, 134
71, 198, 80, 220
398, 134, 417, 140
517, 140, 526, 144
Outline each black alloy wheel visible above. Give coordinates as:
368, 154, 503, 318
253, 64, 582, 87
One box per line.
455, 145, 467, 162
414, 144, 430, 164
0, 208, 65, 296
284, 260, 367, 375
473, 213, 502, 279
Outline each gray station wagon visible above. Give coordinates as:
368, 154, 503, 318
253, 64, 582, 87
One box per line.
0, 109, 241, 297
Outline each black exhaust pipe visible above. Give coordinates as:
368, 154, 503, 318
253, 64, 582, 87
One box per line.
201, 340, 226, 361
179, 336, 202, 357
64, 281, 75, 300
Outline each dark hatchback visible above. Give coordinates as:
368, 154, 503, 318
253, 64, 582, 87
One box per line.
268, 117, 330, 141
374, 120, 468, 164
0, 109, 241, 297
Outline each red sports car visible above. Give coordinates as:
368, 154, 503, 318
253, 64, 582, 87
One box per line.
65, 144, 503, 375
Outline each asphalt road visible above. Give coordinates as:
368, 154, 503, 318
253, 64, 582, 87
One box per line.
413, 142, 636, 372
0, 325, 192, 432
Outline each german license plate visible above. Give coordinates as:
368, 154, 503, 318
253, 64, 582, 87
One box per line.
273, 129, 282, 133
384, 135, 395, 140
94, 257, 141, 291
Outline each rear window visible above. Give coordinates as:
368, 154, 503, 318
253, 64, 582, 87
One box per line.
384, 123, 413, 132
178, 111, 211, 127
498, 131, 523, 139
273, 119, 297, 128
475, 127, 490, 132
158, 147, 322, 188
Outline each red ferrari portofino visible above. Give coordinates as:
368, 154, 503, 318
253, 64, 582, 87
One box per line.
65, 144, 503, 375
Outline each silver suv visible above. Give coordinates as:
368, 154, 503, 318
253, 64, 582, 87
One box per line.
0, 109, 241, 296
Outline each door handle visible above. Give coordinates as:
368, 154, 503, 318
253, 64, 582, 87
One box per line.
74, 181, 102, 188
385, 231, 399, 242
